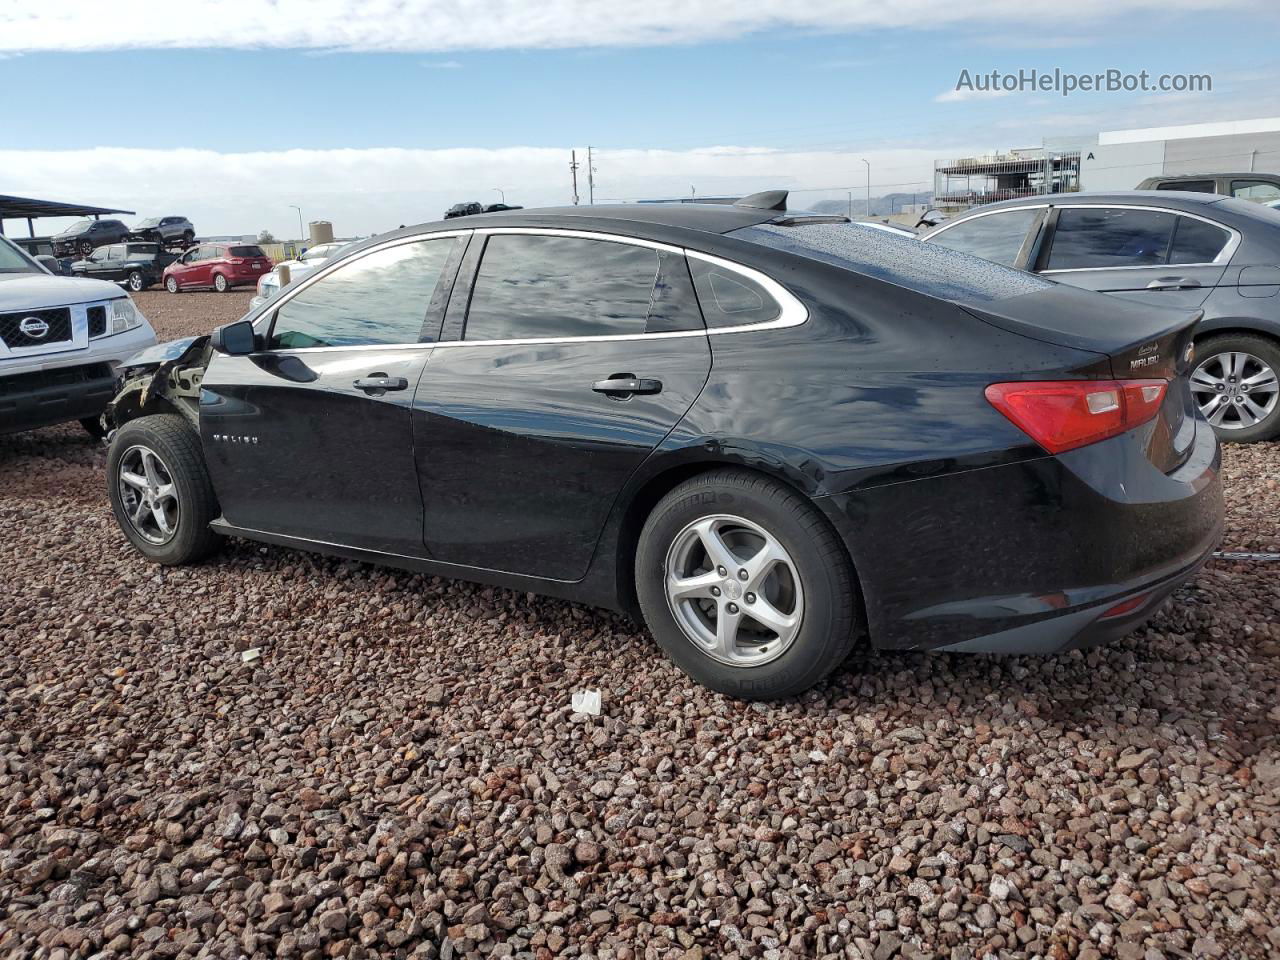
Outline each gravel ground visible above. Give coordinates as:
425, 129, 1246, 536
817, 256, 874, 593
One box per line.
1, 303, 1278, 958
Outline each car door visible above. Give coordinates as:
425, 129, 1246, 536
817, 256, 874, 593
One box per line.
1035, 205, 1232, 309
411, 229, 712, 580
200, 234, 464, 554
81, 246, 112, 278
102, 244, 128, 282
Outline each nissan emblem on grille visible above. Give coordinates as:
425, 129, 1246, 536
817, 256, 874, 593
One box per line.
19, 316, 50, 340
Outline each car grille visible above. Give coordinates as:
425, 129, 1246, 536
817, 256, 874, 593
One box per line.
0, 308, 73, 349
0, 362, 113, 397
87, 305, 108, 338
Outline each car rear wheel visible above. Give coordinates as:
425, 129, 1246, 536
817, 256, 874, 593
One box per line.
635, 469, 858, 700
107, 414, 222, 565
1190, 334, 1280, 442
213, 273, 229, 292
165, 275, 180, 294
182, 231, 194, 248
127, 270, 145, 292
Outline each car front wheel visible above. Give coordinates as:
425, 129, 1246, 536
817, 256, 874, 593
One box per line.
635, 469, 858, 700
1191, 334, 1280, 442
107, 414, 222, 565
78, 240, 93, 257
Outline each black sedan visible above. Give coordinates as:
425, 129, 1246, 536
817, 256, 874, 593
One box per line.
102, 193, 1223, 699
922, 191, 1280, 442
71, 242, 176, 291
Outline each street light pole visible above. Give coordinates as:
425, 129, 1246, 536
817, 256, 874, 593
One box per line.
861, 159, 871, 218
492, 187, 506, 204
289, 205, 304, 242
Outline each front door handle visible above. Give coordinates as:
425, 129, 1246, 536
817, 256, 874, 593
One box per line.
353, 376, 408, 394
1146, 277, 1201, 290
592, 376, 663, 396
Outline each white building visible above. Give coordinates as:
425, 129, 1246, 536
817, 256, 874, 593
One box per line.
1052, 117, 1280, 192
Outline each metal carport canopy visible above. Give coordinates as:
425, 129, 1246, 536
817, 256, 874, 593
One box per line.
0, 194, 136, 236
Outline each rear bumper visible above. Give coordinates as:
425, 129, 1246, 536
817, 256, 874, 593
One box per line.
816, 419, 1223, 653
0, 361, 117, 434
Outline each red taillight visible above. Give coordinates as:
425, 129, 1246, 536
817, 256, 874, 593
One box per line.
985, 379, 1168, 454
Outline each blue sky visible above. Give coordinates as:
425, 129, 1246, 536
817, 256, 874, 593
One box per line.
2, 1, 1278, 236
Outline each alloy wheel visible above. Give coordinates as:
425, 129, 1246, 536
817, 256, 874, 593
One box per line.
1190, 350, 1279, 430
664, 514, 804, 667
128, 271, 144, 291
117, 445, 181, 545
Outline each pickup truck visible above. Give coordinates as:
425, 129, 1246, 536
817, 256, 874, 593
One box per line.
1, 236, 157, 437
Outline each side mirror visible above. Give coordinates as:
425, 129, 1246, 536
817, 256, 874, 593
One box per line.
211, 319, 258, 356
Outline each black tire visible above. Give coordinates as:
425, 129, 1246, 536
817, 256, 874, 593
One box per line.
79, 416, 107, 440
213, 273, 229, 292
182, 231, 194, 247
106, 414, 222, 565
127, 270, 145, 292
78, 240, 93, 257
165, 275, 180, 294
635, 469, 858, 700
1192, 333, 1280, 443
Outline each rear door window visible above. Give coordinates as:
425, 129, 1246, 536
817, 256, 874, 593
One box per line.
270, 238, 456, 349
924, 208, 1040, 266
463, 234, 701, 341
1045, 208, 1176, 269
1169, 216, 1232, 264
1158, 180, 1215, 193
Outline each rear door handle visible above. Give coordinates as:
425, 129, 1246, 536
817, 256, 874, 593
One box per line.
353, 376, 408, 393
592, 377, 663, 396
1146, 277, 1201, 290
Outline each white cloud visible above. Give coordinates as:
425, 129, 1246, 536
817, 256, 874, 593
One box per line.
422, 59, 463, 69
935, 87, 1015, 103
0, 145, 959, 238
0, 0, 1269, 53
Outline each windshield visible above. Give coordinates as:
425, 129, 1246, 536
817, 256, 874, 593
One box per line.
0, 237, 44, 274
60, 219, 92, 234
729, 221, 1052, 303
301, 244, 339, 261
135, 217, 161, 228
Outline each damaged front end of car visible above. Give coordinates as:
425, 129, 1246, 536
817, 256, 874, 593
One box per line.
107, 335, 211, 435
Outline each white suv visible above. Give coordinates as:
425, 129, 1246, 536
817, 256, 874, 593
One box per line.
1, 236, 157, 437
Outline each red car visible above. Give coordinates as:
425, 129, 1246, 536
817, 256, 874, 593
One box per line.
162, 243, 273, 293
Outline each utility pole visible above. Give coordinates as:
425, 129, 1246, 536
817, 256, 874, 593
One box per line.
290, 205, 304, 241
569, 151, 580, 205
861, 159, 871, 218
847, 191, 852, 219
587, 146, 595, 205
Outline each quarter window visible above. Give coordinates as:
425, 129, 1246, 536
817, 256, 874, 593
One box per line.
688, 257, 781, 328
1169, 216, 1231, 264
925, 208, 1040, 266
270, 238, 455, 349
1046, 208, 1175, 269
464, 234, 702, 341
1157, 179, 1215, 193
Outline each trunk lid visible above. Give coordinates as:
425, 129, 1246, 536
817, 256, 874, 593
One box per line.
961, 284, 1201, 473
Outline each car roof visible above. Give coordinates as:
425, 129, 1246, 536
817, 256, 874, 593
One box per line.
1147, 172, 1279, 180
956, 190, 1232, 213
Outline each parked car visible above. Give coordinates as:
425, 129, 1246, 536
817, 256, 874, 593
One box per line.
71, 242, 177, 292
52, 218, 131, 258
162, 243, 273, 293
1137, 173, 1280, 206
444, 202, 483, 219
13, 237, 56, 258
0, 235, 156, 438
249, 241, 350, 309
128, 216, 196, 249
921, 191, 1280, 441
103, 194, 1221, 699
483, 203, 524, 214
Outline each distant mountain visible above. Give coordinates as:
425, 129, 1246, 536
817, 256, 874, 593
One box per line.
806, 192, 933, 218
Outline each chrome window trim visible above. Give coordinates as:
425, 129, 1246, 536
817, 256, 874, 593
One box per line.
430, 227, 808, 349
251, 225, 808, 353
924, 201, 1241, 273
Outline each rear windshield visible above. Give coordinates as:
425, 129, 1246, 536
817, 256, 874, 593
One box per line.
126, 243, 158, 257
728, 221, 1052, 303
230, 245, 265, 258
